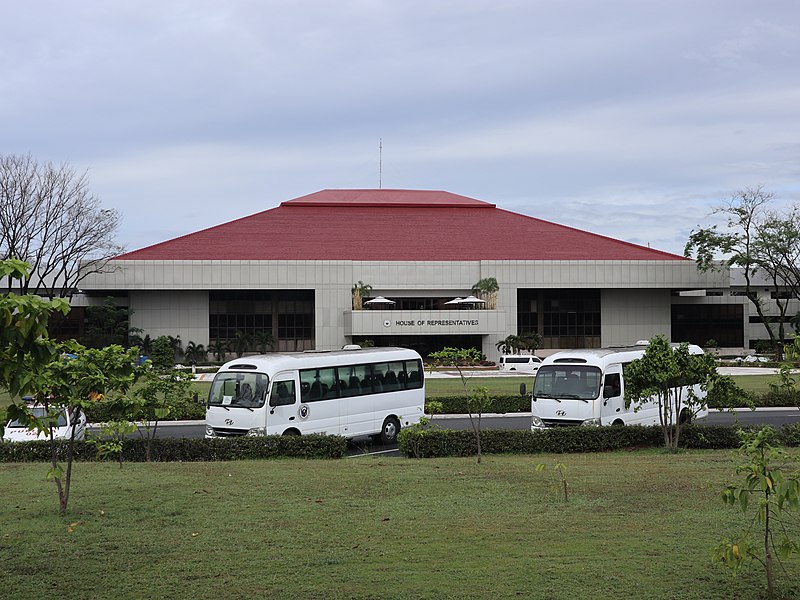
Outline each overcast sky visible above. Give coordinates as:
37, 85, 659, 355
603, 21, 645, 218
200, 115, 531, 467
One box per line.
2, 1, 798, 256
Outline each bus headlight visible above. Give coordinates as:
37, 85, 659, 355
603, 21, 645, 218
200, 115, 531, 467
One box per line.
205, 426, 216, 438
581, 418, 601, 427
247, 427, 266, 436
531, 415, 545, 430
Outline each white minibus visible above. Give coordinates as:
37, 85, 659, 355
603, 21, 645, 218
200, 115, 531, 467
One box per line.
530, 343, 708, 429
205, 347, 425, 443
498, 355, 542, 373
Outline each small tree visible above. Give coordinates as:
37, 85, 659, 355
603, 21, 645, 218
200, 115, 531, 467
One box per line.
233, 330, 253, 357
623, 335, 718, 451
184, 341, 207, 364
150, 335, 176, 369
7, 341, 139, 514
715, 427, 800, 597
351, 281, 372, 310
471, 277, 499, 309
495, 335, 521, 355
208, 338, 228, 362
254, 331, 276, 353
427, 347, 492, 463
112, 364, 195, 462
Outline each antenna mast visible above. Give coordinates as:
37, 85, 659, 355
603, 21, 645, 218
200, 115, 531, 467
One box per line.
379, 138, 382, 189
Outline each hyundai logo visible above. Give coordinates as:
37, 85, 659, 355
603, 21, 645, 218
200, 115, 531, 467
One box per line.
225, 419, 234, 425
555, 410, 567, 417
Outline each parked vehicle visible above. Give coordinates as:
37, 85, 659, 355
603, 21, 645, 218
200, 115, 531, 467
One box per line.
205, 347, 425, 443
3, 403, 87, 442
530, 343, 708, 429
498, 354, 542, 373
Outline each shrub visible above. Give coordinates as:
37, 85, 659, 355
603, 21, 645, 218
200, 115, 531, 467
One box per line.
425, 395, 529, 414
399, 424, 752, 458
0, 435, 347, 463
84, 400, 206, 423
779, 423, 800, 447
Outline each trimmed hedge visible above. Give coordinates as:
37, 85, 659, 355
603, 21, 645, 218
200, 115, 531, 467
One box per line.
0, 434, 347, 463
426, 395, 530, 414
83, 400, 206, 423
429, 391, 799, 414
398, 424, 800, 458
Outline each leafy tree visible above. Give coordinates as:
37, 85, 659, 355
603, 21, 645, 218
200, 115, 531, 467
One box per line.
685, 186, 800, 358
0, 259, 69, 399
715, 427, 800, 597
428, 347, 492, 463
0, 154, 124, 299
150, 335, 176, 370
623, 335, 718, 451
111, 364, 194, 462
471, 277, 499, 309
81, 297, 131, 348
89, 419, 138, 468
7, 342, 139, 514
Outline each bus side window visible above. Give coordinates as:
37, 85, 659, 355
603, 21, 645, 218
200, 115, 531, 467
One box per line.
603, 373, 621, 398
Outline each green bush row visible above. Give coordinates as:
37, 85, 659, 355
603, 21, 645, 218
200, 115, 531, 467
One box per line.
426, 395, 529, 414
0, 434, 347, 463
83, 400, 206, 423
427, 390, 800, 414
398, 424, 800, 458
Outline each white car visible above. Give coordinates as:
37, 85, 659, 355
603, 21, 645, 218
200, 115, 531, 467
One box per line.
3, 404, 87, 442
498, 355, 542, 373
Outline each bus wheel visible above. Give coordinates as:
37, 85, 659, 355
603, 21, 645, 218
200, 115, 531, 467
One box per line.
282, 428, 300, 436
679, 410, 692, 425
612, 419, 624, 426
380, 416, 401, 444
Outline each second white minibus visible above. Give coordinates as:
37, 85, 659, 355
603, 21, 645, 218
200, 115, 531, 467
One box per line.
205, 347, 425, 443
530, 343, 708, 429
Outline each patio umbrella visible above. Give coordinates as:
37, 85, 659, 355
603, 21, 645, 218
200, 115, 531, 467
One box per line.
460, 295, 486, 304
364, 296, 396, 305
444, 297, 463, 305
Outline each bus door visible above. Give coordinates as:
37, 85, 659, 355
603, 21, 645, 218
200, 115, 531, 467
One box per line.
267, 372, 300, 434
600, 364, 625, 424
298, 367, 342, 434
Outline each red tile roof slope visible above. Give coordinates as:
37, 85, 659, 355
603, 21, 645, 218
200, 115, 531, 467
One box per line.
116, 189, 685, 261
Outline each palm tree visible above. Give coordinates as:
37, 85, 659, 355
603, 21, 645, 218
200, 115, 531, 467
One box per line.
518, 332, 542, 355
254, 331, 276, 353
351, 281, 373, 310
208, 339, 229, 362
471, 277, 499, 309
233, 330, 254, 358
184, 341, 207, 364
495, 335, 521, 355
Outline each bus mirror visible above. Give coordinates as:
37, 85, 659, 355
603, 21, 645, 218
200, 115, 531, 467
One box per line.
519, 383, 527, 396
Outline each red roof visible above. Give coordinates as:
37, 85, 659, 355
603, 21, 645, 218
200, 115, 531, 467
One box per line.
116, 189, 685, 261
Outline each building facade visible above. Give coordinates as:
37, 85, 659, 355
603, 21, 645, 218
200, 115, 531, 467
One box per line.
80, 189, 728, 358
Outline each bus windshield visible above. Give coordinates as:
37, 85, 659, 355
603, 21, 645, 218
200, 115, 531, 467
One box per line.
208, 372, 269, 409
533, 365, 602, 400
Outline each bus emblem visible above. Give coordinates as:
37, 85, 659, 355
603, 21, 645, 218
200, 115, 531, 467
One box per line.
225, 419, 234, 425
299, 405, 310, 419
556, 410, 567, 417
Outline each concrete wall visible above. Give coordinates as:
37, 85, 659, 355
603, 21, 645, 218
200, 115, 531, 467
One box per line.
83, 258, 728, 354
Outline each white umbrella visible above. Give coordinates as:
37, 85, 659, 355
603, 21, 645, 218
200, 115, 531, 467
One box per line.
444, 297, 463, 305
460, 295, 486, 304
364, 296, 396, 305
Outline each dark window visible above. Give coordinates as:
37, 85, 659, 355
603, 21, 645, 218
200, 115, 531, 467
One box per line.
671, 304, 743, 347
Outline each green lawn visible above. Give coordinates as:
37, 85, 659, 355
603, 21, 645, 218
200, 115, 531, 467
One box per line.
1, 451, 798, 599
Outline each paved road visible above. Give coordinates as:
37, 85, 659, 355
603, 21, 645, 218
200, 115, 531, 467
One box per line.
101, 407, 800, 458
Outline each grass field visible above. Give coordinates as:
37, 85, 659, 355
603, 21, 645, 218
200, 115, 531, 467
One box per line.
2, 451, 798, 599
